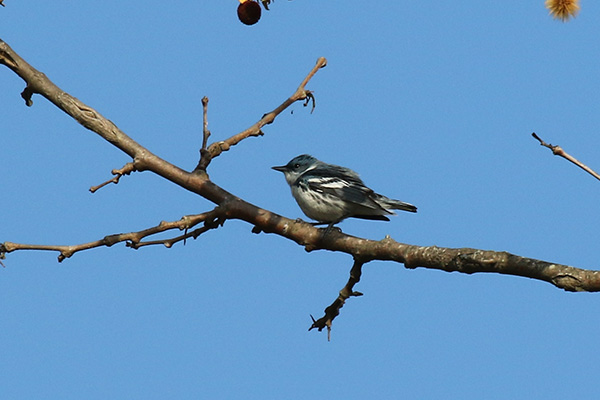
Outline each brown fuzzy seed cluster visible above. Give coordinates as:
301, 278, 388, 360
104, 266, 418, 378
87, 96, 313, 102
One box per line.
545, 0, 580, 21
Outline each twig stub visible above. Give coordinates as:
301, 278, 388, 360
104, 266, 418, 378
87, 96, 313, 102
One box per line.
532, 132, 600, 181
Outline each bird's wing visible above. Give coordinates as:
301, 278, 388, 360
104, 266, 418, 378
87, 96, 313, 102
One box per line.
303, 169, 390, 213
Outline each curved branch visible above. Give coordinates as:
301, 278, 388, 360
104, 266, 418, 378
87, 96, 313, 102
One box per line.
1, 39, 598, 297
251, 212, 600, 292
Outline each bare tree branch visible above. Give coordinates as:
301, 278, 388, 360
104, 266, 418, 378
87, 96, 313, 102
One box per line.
532, 132, 600, 181
0, 209, 224, 262
310, 258, 365, 341
2, 38, 599, 335
198, 57, 327, 169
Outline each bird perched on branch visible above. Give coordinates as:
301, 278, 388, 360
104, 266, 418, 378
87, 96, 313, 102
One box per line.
272, 154, 417, 229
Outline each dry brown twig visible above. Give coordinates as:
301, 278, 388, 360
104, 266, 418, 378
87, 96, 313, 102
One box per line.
196, 96, 212, 171
310, 258, 365, 341
1, 209, 224, 262
532, 132, 600, 181
90, 162, 137, 193
198, 57, 326, 170
2, 38, 600, 337
201, 96, 211, 151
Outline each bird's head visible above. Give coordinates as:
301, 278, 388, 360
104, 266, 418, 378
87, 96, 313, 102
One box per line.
272, 154, 319, 185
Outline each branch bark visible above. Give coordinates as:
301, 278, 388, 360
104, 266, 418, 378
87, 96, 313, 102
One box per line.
2, 39, 599, 335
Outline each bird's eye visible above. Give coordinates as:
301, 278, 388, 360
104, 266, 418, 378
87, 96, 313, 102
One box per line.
293, 163, 300, 169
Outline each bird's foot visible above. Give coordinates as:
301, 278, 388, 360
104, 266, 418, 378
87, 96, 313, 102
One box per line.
322, 223, 342, 236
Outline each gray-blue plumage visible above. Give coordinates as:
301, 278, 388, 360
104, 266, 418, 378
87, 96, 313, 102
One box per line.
272, 154, 417, 225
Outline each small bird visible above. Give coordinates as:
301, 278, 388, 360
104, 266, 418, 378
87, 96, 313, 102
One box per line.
272, 154, 417, 228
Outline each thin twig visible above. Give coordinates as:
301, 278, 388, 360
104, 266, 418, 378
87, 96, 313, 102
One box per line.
309, 257, 365, 340
203, 57, 327, 163
0, 209, 224, 262
130, 214, 225, 249
90, 162, 136, 193
201, 96, 211, 151
532, 132, 600, 181
196, 96, 213, 171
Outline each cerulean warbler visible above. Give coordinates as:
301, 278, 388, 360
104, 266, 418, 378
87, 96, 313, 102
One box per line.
272, 154, 417, 227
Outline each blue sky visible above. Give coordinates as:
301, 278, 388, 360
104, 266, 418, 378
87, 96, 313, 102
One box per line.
2, 1, 600, 399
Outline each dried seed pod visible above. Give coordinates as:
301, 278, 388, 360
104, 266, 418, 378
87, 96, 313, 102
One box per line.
238, 0, 261, 25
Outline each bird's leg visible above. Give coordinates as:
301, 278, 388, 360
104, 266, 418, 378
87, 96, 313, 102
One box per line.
322, 222, 342, 236
304, 221, 342, 236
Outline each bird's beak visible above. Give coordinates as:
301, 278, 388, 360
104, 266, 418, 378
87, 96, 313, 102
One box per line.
271, 165, 287, 172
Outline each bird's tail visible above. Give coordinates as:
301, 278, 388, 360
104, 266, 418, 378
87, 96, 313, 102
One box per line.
373, 194, 417, 213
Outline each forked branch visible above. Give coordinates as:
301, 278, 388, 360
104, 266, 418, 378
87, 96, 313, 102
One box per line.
199, 57, 327, 168
0, 209, 225, 262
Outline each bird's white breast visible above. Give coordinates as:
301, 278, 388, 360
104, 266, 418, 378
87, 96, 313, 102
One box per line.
290, 184, 347, 223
